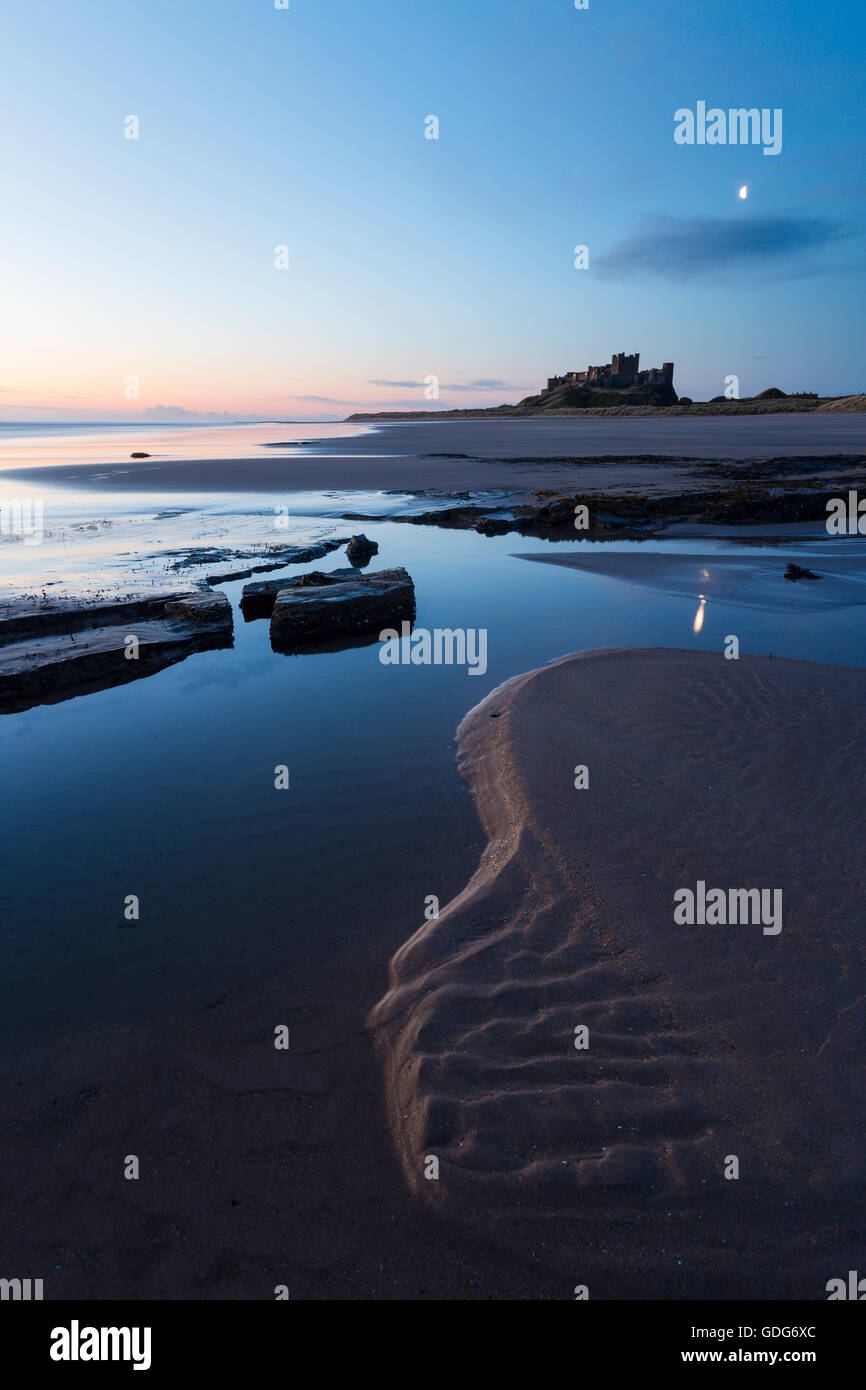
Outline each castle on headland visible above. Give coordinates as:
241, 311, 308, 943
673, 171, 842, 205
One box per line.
545, 352, 674, 395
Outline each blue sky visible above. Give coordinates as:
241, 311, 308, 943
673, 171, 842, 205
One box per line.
1, 0, 864, 418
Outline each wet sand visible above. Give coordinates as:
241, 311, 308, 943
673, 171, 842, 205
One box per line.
0, 759, 527, 1300
370, 648, 866, 1296
517, 547, 866, 611
5, 414, 866, 496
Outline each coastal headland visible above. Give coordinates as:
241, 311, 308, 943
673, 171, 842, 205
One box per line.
345, 394, 866, 422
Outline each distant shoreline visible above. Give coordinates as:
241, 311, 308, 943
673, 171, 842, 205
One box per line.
346, 395, 864, 422
5, 413, 863, 500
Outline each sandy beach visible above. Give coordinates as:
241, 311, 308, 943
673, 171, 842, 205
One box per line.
5, 414, 866, 496
2, 413, 865, 1299
370, 648, 866, 1296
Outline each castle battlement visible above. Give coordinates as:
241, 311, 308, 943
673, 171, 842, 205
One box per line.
546, 352, 673, 394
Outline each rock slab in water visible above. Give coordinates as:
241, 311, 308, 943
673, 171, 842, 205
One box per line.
0, 591, 233, 713
0, 592, 191, 644
242, 567, 358, 619
269, 567, 414, 645
784, 562, 821, 582
346, 534, 379, 565
164, 591, 235, 624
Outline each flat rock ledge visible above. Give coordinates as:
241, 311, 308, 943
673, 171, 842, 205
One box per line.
268, 567, 415, 647
0, 590, 233, 713
201, 538, 348, 585
240, 565, 355, 619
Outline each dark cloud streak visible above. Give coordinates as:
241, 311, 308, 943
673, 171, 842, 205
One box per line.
598, 215, 846, 280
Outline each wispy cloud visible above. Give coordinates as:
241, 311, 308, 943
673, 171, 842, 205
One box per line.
369, 377, 521, 392
0, 387, 102, 398
140, 405, 247, 422
598, 214, 847, 279
369, 379, 426, 389
444, 379, 517, 392
286, 394, 349, 404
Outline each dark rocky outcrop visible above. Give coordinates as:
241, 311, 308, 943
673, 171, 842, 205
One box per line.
164, 591, 236, 623
341, 470, 866, 541
242, 567, 357, 620
784, 562, 821, 582
346, 534, 379, 566
269, 568, 414, 649
0, 591, 233, 713
516, 382, 679, 411
201, 539, 348, 585
0, 593, 189, 644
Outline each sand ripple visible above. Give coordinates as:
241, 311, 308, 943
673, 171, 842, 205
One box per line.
370, 649, 866, 1292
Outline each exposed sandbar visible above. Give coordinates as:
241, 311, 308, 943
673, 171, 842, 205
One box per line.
370, 648, 866, 1295
516, 547, 866, 610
